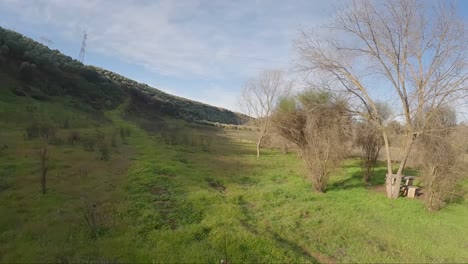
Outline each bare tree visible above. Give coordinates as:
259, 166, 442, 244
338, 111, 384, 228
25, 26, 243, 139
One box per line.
416, 106, 463, 210
296, 0, 467, 198
39, 126, 54, 194
355, 122, 383, 183
355, 102, 390, 182
239, 70, 292, 157
273, 91, 350, 192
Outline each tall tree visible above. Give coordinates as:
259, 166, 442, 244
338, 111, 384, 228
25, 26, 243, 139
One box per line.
296, 0, 467, 198
239, 70, 292, 157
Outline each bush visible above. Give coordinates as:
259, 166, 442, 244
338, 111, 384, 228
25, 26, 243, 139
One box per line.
416, 107, 462, 211
355, 122, 383, 182
273, 91, 350, 192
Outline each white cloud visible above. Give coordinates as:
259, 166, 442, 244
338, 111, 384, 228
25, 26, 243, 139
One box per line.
0, 0, 336, 79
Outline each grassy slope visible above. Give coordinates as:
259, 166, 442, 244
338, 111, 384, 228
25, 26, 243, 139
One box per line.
1, 74, 467, 263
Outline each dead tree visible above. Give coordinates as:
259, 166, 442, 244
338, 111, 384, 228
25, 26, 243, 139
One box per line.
238, 69, 292, 157
296, 0, 467, 198
39, 127, 52, 194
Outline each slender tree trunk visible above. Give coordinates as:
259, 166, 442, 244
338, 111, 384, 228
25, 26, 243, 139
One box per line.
382, 130, 394, 198
390, 135, 415, 198
40, 142, 48, 194
256, 135, 264, 158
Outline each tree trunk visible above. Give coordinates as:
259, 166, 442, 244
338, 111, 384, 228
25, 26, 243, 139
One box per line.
389, 135, 415, 198
40, 141, 48, 194
382, 130, 394, 198
41, 169, 47, 194
256, 135, 264, 158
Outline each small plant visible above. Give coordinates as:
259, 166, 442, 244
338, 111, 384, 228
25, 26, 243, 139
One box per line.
81, 200, 104, 239
80, 195, 116, 240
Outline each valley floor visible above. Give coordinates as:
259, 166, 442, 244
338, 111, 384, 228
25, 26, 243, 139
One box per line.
1, 107, 467, 263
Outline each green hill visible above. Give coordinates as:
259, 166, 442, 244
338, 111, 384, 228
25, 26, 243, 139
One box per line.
0, 26, 247, 125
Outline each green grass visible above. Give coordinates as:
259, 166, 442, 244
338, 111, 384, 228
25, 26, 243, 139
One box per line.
1, 74, 467, 262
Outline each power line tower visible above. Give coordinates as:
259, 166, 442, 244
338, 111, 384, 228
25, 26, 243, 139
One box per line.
78, 31, 87, 63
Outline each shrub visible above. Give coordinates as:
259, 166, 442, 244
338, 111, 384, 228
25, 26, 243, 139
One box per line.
273, 91, 350, 192
355, 122, 383, 183
416, 107, 462, 211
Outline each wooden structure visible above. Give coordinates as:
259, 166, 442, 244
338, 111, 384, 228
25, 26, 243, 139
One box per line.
401, 176, 418, 198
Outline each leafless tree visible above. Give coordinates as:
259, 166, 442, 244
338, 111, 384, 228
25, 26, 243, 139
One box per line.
296, 0, 467, 198
355, 122, 383, 183
273, 91, 350, 192
39, 126, 53, 194
239, 70, 292, 157
355, 102, 390, 182
415, 106, 463, 211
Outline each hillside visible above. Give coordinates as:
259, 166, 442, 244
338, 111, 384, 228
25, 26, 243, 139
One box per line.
0, 26, 247, 125
1, 26, 467, 263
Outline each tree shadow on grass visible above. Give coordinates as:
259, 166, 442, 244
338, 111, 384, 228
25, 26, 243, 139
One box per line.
267, 230, 320, 263
236, 196, 319, 263
327, 161, 389, 191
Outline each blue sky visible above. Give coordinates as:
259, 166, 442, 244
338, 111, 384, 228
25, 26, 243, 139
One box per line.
0, 0, 467, 115
0, 0, 337, 111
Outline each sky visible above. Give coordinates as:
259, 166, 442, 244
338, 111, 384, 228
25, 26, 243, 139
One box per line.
0, 0, 338, 111
0, 0, 467, 116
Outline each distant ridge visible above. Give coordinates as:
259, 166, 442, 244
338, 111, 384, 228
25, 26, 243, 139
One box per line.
0, 26, 248, 125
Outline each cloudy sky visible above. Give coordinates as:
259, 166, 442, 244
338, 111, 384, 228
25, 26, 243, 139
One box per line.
0, 0, 467, 117
0, 0, 339, 111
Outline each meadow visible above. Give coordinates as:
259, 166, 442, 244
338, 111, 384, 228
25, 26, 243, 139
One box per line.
1, 83, 467, 264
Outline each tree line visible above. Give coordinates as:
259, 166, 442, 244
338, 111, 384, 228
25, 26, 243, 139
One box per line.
239, 0, 467, 211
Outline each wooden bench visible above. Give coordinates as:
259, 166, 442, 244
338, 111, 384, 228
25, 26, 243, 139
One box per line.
386, 174, 419, 198
401, 176, 417, 198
